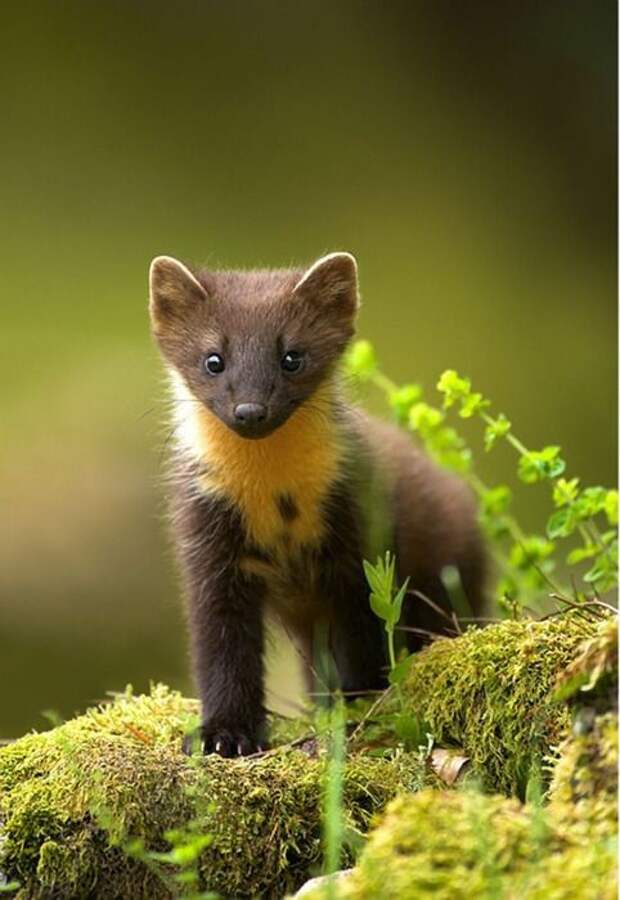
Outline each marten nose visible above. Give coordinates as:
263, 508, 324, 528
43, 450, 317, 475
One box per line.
234, 402, 267, 424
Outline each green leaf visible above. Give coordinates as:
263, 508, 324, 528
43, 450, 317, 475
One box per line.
497, 590, 523, 619
343, 339, 377, 380
552, 671, 590, 703
409, 402, 444, 436
150, 833, 212, 866
389, 653, 414, 686
546, 506, 578, 539
362, 559, 383, 596
481, 485, 512, 516
572, 486, 607, 520
552, 477, 580, 508
364, 553, 402, 624
389, 384, 422, 424
424, 426, 472, 473
584, 550, 618, 592
392, 712, 424, 748
174, 871, 200, 885
605, 489, 618, 526
391, 578, 410, 625
367, 590, 391, 622
435, 446, 472, 474
483, 413, 511, 451
458, 392, 490, 419
566, 544, 598, 565
518, 446, 566, 483
436, 369, 471, 408
509, 536, 555, 571
481, 514, 511, 539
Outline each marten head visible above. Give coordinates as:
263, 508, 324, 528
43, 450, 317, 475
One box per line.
148, 253, 359, 439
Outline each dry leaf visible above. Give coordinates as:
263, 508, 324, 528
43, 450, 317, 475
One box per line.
430, 748, 471, 785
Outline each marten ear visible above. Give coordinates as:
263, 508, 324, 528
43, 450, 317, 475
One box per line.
293, 252, 359, 318
149, 256, 209, 333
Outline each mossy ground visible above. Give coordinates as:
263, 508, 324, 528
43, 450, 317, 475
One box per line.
0, 686, 428, 898
0, 613, 615, 898
318, 788, 616, 900
304, 613, 618, 900
397, 612, 597, 796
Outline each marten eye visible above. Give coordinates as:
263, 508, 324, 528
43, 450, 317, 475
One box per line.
281, 351, 304, 373
204, 353, 225, 375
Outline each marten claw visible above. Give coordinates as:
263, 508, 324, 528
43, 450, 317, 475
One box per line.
183, 726, 262, 757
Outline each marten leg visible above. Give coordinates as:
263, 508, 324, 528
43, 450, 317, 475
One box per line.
328, 580, 388, 694
318, 482, 388, 695
185, 569, 266, 756
174, 483, 267, 757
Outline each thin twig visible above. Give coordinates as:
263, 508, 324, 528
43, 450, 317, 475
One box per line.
458, 616, 501, 623
396, 625, 456, 640
407, 589, 455, 625
549, 594, 616, 616
347, 685, 395, 746
243, 733, 316, 761
539, 602, 609, 623
307, 689, 385, 698
451, 611, 463, 635
277, 616, 332, 697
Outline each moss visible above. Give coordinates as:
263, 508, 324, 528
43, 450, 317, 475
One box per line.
0, 614, 609, 897
0, 686, 428, 899
549, 625, 618, 841
301, 615, 618, 900
553, 615, 617, 708
316, 790, 616, 900
548, 616, 618, 840
398, 612, 597, 795
549, 711, 618, 841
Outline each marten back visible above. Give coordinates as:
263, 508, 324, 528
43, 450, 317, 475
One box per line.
354, 411, 486, 642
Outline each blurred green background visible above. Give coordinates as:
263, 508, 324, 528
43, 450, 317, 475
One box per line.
1, 1, 616, 735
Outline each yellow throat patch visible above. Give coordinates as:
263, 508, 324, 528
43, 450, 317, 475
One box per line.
173, 376, 344, 552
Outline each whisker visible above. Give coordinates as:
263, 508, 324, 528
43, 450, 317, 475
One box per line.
136, 406, 158, 422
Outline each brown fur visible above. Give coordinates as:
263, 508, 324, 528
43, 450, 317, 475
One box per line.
148, 252, 487, 756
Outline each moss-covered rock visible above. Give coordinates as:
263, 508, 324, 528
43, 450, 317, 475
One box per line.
301, 614, 618, 900
553, 613, 618, 709
548, 710, 617, 842
0, 613, 608, 897
314, 789, 616, 900
397, 612, 597, 795
549, 615, 618, 842
0, 686, 428, 898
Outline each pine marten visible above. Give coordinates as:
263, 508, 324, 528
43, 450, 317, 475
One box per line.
148, 252, 486, 757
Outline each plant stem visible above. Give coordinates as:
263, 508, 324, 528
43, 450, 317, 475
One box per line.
386, 625, 397, 672
371, 371, 398, 396
323, 703, 345, 882
481, 411, 529, 456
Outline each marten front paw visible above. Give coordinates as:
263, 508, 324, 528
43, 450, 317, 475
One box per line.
182, 725, 265, 758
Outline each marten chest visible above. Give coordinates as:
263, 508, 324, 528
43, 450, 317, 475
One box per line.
180, 393, 344, 563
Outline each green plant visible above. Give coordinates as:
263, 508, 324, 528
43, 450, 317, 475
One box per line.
131, 818, 218, 900
321, 700, 346, 891
345, 341, 618, 608
363, 552, 409, 675
44, 703, 217, 900
362, 553, 425, 749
